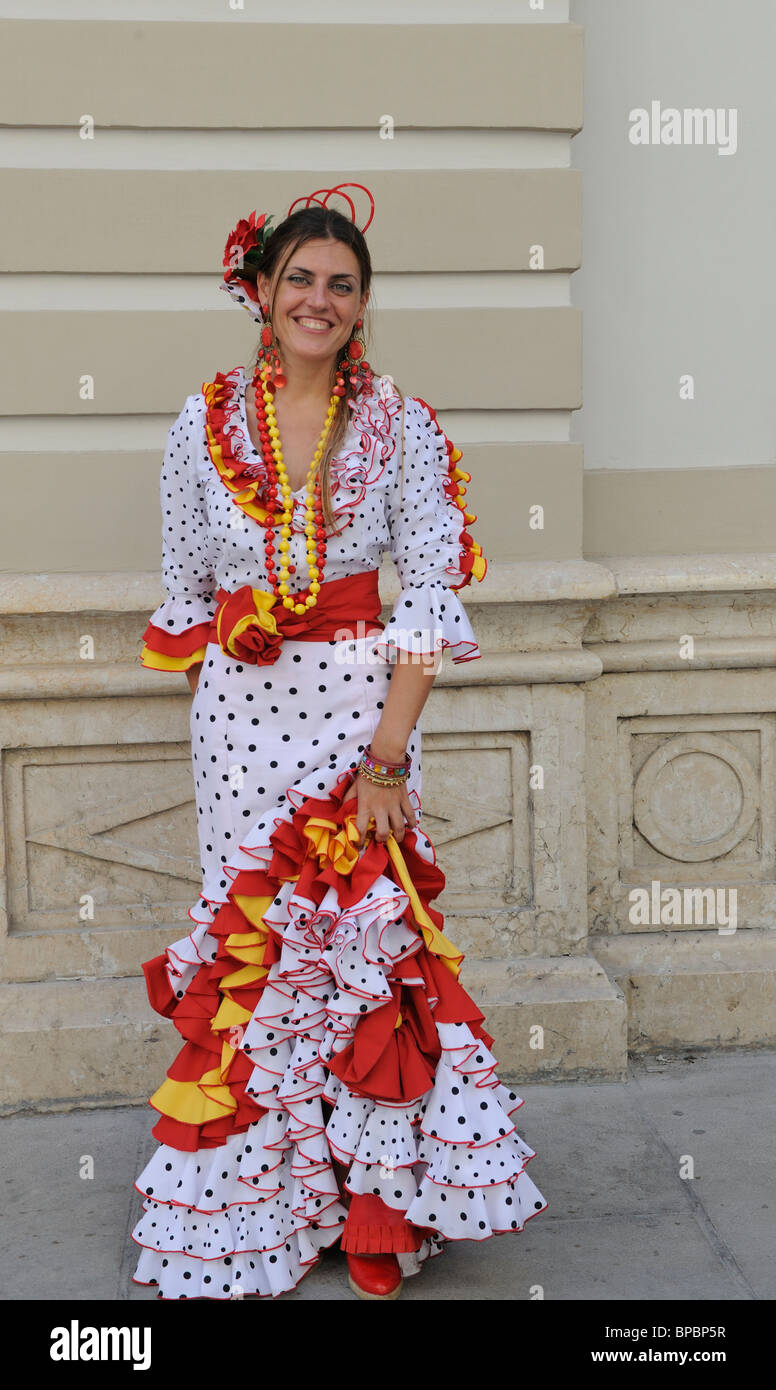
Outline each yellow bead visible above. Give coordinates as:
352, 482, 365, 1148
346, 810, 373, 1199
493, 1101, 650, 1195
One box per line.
306, 595, 317, 606
278, 583, 289, 595
310, 581, 321, 594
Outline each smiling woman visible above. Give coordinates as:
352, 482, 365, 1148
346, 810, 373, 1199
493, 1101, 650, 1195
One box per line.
131, 184, 545, 1303
244, 244, 368, 496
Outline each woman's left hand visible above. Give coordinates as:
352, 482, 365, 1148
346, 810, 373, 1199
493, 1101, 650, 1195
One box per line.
354, 770, 417, 849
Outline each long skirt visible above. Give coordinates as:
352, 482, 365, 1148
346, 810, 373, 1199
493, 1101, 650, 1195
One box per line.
131, 633, 547, 1299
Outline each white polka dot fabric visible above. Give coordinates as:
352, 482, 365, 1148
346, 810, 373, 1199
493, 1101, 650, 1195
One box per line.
131, 367, 547, 1299
147, 366, 482, 664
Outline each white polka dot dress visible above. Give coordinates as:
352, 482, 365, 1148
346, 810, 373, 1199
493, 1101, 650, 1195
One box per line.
132, 365, 547, 1299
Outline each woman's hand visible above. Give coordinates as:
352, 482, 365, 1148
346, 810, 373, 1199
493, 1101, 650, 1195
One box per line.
185, 662, 203, 696
354, 769, 417, 849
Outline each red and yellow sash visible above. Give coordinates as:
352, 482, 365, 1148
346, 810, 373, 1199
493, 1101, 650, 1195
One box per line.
209, 568, 385, 666
141, 568, 385, 672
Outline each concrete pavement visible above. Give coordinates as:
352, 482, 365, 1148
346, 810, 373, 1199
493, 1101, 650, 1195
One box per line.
1, 1048, 772, 1301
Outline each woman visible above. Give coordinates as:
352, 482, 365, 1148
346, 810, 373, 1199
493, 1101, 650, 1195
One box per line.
132, 184, 547, 1301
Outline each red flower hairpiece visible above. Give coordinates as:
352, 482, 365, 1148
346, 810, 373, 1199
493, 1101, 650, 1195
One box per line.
219, 184, 375, 323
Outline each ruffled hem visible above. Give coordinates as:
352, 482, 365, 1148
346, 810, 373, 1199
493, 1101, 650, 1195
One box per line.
370, 580, 482, 665
131, 764, 547, 1299
139, 596, 216, 670
201, 366, 404, 540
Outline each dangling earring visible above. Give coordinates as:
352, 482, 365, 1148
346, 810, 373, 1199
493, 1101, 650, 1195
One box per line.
334, 316, 372, 399
257, 301, 286, 390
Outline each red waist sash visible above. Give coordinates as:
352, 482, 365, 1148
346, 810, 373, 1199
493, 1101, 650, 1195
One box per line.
208, 567, 385, 666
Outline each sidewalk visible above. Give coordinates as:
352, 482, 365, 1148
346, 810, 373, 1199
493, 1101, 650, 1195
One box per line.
1, 1048, 772, 1301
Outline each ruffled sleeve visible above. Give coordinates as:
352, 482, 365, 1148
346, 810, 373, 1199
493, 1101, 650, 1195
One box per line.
139, 395, 218, 672
372, 394, 488, 665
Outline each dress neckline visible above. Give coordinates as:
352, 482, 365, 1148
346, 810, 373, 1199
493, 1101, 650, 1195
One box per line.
202, 364, 405, 539
237, 365, 341, 498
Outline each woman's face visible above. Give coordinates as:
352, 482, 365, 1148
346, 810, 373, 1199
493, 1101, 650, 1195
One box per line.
258, 237, 368, 372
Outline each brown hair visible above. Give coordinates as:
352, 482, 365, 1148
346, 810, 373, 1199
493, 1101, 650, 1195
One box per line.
247, 204, 403, 532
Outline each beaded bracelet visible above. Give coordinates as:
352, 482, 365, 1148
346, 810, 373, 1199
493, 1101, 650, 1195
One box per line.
357, 743, 412, 786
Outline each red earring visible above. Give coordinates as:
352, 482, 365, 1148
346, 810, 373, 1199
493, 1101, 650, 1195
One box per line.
257, 310, 286, 390
335, 317, 371, 397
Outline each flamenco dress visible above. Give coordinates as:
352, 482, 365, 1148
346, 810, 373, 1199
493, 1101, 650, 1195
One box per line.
130, 364, 548, 1298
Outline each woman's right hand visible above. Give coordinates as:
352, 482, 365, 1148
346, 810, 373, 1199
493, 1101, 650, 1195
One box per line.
185, 662, 203, 696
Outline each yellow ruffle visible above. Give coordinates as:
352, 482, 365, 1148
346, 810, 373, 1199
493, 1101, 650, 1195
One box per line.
150, 1073, 235, 1124
385, 835, 463, 978
139, 644, 207, 671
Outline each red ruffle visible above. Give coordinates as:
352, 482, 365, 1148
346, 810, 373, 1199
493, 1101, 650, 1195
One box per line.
202, 366, 403, 539
141, 619, 212, 658
141, 764, 490, 1152
340, 1192, 429, 1254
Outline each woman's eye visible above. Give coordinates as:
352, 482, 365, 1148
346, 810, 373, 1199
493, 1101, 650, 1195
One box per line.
288, 275, 353, 293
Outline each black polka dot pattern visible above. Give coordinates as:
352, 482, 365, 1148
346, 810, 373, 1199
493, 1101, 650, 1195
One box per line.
142, 367, 483, 668
131, 368, 547, 1301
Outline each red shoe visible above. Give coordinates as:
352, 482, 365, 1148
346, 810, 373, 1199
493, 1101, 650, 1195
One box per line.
346, 1251, 404, 1300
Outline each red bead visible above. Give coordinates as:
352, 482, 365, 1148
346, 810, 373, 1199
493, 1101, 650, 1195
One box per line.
347, 340, 363, 360
261, 326, 273, 347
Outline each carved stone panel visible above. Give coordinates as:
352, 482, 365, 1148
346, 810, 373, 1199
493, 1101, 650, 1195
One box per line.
4, 742, 200, 937
622, 718, 770, 888
0, 694, 202, 983
586, 669, 776, 936
421, 732, 531, 910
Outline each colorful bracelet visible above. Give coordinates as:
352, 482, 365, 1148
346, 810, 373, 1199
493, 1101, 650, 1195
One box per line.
357, 743, 412, 785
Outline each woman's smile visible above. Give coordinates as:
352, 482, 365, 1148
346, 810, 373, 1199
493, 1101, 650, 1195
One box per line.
293, 315, 334, 333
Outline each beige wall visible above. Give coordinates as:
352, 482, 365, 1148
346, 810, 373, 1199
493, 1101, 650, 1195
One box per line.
0, 1, 583, 576
572, 0, 776, 556
6, 4, 774, 1110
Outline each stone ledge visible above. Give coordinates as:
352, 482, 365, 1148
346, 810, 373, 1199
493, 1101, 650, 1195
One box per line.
591, 928, 776, 973
0, 960, 628, 1104
587, 637, 776, 673
0, 558, 617, 614
591, 930, 776, 1052
0, 976, 178, 1108
601, 552, 776, 595
0, 648, 605, 698
461, 955, 628, 1081
5, 555, 776, 616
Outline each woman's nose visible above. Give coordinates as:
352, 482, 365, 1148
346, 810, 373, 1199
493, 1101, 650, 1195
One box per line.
306, 282, 330, 308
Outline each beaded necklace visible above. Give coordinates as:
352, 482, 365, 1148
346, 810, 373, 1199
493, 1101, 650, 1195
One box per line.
251, 362, 340, 616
